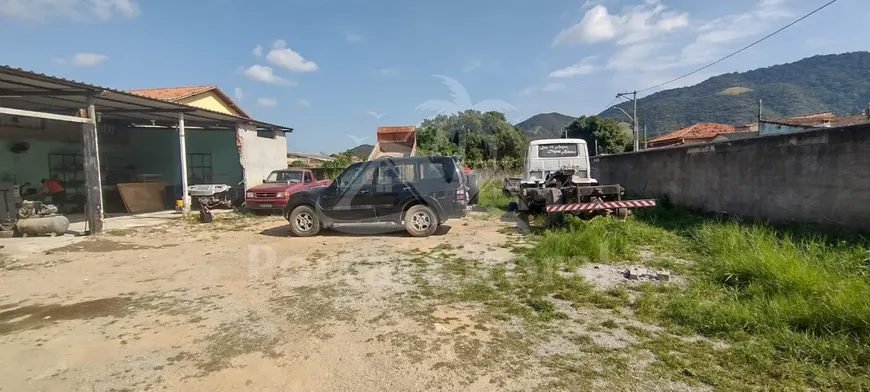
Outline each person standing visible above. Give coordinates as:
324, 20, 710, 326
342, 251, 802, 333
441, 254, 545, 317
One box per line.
40, 178, 65, 204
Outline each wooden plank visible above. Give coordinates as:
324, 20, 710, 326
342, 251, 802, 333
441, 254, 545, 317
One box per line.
82, 96, 104, 234
116, 182, 167, 213
0, 106, 92, 123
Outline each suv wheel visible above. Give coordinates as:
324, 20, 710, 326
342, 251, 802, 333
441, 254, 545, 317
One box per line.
404, 204, 438, 237
289, 205, 321, 237
467, 173, 480, 205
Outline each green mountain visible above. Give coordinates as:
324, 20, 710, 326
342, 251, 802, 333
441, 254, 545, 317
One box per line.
599, 52, 870, 137
515, 112, 576, 140
345, 144, 373, 159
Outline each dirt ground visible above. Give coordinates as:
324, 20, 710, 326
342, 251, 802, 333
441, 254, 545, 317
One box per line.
0, 213, 698, 392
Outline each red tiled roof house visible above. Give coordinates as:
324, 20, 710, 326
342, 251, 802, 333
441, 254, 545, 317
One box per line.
647, 122, 738, 148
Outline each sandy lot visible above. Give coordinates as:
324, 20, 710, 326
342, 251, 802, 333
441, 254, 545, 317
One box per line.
0, 214, 526, 392
0, 213, 698, 392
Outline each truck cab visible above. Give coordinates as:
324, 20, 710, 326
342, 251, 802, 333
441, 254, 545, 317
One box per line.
244, 168, 331, 211
522, 138, 597, 186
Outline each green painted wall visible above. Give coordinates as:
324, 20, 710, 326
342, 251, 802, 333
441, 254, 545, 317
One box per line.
126, 128, 241, 186
187, 130, 241, 185
0, 139, 127, 185
1, 128, 241, 190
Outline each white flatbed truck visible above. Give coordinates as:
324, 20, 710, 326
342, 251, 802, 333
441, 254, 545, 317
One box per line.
503, 138, 655, 226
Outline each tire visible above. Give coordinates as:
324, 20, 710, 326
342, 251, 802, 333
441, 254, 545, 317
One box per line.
466, 174, 480, 205
288, 205, 321, 237
404, 204, 438, 237
507, 201, 519, 212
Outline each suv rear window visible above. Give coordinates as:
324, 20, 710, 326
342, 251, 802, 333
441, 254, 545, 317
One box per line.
417, 158, 458, 183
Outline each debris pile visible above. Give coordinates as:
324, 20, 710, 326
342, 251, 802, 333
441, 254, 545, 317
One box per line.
623, 267, 670, 282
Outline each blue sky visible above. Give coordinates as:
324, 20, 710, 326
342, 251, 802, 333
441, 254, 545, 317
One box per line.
0, 0, 867, 154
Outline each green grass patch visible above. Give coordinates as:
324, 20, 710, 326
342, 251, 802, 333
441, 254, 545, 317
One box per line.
477, 179, 513, 211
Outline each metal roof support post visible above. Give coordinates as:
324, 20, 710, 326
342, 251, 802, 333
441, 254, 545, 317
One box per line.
83, 94, 104, 234
178, 112, 191, 214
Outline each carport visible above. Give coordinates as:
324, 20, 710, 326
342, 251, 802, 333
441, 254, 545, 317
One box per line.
0, 65, 292, 234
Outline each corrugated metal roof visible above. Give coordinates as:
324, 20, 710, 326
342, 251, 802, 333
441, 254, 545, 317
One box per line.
0, 65, 290, 131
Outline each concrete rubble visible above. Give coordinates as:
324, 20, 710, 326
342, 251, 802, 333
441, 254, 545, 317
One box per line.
622, 267, 671, 282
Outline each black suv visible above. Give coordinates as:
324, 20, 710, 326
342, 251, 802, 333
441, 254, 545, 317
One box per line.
283, 156, 479, 237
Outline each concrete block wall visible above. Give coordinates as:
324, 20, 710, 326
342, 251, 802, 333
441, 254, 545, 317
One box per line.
592, 124, 870, 230
236, 125, 288, 190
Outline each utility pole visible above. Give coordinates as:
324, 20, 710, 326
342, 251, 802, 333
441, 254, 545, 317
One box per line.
643, 124, 648, 150
616, 91, 639, 151
758, 99, 763, 124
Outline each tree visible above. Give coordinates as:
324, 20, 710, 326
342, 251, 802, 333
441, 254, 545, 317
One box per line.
288, 160, 308, 168
565, 115, 631, 155
417, 109, 527, 168
322, 152, 353, 169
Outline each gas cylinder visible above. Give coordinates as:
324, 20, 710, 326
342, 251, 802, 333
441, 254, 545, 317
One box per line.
15, 215, 70, 236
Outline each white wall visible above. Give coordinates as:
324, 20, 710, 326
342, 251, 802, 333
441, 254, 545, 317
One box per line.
759, 122, 812, 136
236, 124, 287, 190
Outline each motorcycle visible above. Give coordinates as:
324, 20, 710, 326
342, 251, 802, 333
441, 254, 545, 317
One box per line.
187, 180, 243, 209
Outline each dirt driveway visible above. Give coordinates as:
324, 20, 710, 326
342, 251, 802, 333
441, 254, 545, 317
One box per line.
0, 214, 523, 391
0, 213, 698, 392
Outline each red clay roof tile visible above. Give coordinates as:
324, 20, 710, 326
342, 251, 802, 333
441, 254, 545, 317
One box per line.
649, 122, 737, 144
127, 85, 250, 119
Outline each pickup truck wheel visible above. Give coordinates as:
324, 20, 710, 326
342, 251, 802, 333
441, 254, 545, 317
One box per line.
289, 205, 321, 237
404, 205, 438, 237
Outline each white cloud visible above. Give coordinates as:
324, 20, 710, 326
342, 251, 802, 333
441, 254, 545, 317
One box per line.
378, 67, 399, 76
70, 52, 108, 67
549, 56, 598, 78
462, 60, 482, 73
253, 44, 263, 57
553, 1, 688, 46
345, 33, 363, 43
233, 87, 243, 100
0, 0, 139, 22
678, 0, 792, 66
266, 40, 319, 72
257, 97, 278, 107
296, 98, 311, 108
243, 65, 296, 86
542, 83, 567, 92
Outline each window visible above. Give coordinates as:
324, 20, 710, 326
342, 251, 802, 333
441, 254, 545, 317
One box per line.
303, 172, 313, 184
265, 171, 303, 183
336, 162, 376, 188
418, 158, 455, 182
256, 129, 275, 139
537, 143, 580, 158
187, 153, 213, 184
378, 161, 415, 185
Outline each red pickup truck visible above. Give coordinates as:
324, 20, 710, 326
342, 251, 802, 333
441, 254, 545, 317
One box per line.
244, 168, 331, 211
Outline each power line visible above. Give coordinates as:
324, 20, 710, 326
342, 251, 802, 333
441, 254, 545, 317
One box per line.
637, 0, 839, 94
598, 96, 618, 115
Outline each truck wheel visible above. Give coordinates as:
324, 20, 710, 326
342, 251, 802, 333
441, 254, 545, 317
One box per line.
616, 208, 631, 219
289, 205, 321, 237
404, 204, 438, 237
507, 201, 519, 212
467, 173, 480, 205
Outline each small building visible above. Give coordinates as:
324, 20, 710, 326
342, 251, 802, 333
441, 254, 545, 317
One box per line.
129, 85, 250, 118
759, 111, 870, 136
0, 65, 292, 232
647, 122, 738, 148
287, 152, 334, 167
